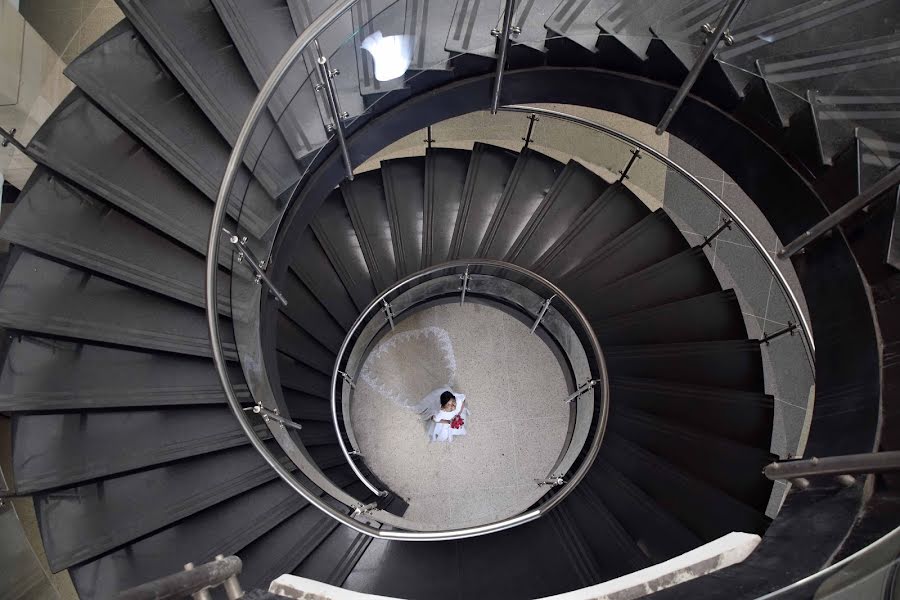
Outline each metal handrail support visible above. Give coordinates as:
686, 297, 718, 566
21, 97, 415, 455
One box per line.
315, 45, 354, 181
243, 404, 303, 431
118, 555, 243, 600
0, 126, 32, 158
779, 166, 900, 258
764, 451, 900, 480
223, 229, 288, 306
490, 0, 517, 114
655, 0, 748, 134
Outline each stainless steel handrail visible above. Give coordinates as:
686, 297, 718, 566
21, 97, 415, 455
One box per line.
499, 105, 816, 366
330, 259, 609, 500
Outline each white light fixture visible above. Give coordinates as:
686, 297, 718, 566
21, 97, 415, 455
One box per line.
360, 31, 413, 82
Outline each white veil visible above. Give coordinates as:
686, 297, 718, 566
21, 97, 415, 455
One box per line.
359, 326, 457, 420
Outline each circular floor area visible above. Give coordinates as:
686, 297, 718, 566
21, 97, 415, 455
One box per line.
350, 301, 571, 530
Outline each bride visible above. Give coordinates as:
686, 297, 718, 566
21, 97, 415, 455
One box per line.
424, 389, 469, 443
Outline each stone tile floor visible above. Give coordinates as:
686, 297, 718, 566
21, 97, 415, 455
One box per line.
350, 302, 571, 530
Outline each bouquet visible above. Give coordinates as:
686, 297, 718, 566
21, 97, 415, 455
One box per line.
450, 415, 464, 430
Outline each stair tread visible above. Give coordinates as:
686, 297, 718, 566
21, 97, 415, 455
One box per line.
479, 148, 565, 260
811, 89, 900, 165
290, 230, 359, 331
0, 251, 237, 359
591, 290, 746, 345
506, 160, 608, 268
450, 143, 519, 260
340, 170, 399, 291
382, 157, 426, 277
424, 148, 470, 266
118, 0, 301, 195
64, 20, 282, 238
279, 352, 331, 399
534, 181, 650, 280
312, 189, 378, 311
27, 91, 241, 264
445, 0, 503, 60
2, 168, 240, 315
211, 0, 329, 157
352, 0, 409, 96
281, 271, 346, 353
0, 336, 246, 412
36, 442, 291, 571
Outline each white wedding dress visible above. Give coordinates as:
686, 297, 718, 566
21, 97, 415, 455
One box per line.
424, 389, 468, 443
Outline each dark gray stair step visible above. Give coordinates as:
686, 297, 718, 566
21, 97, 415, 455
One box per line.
211, 0, 328, 156
292, 420, 339, 447
592, 0, 656, 61
12, 407, 270, 493
290, 230, 358, 331
67, 464, 356, 600
308, 445, 359, 471
889, 189, 900, 270
1, 168, 240, 316
279, 352, 331, 399
64, 21, 281, 239
602, 433, 769, 540
610, 406, 773, 509
561, 209, 687, 292
533, 181, 650, 280
576, 248, 720, 320
311, 189, 378, 311
68, 478, 305, 600
450, 143, 519, 260
293, 523, 371, 587
352, 0, 409, 96
406, 0, 455, 70
118, 0, 301, 196
281, 271, 346, 353
247, 504, 344, 589
506, 160, 607, 268
0, 251, 237, 359
37, 441, 292, 571
716, 0, 900, 97
591, 290, 746, 345
27, 91, 241, 265
276, 313, 336, 375
286, 0, 366, 118
566, 485, 651, 578
424, 148, 470, 266
545, 0, 607, 55
604, 340, 764, 392
340, 171, 398, 291
446, 0, 503, 60
283, 389, 333, 422
811, 90, 900, 166
0, 336, 247, 412
584, 460, 703, 563
647, 0, 728, 70
381, 157, 426, 277
478, 148, 565, 260
858, 127, 900, 189
757, 33, 900, 127
545, 501, 605, 587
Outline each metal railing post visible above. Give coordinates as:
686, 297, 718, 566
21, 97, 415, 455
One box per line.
490, 0, 517, 114
522, 113, 538, 149
424, 126, 435, 149
315, 43, 354, 181
565, 379, 599, 404
700, 218, 733, 248
223, 229, 288, 306
530, 294, 556, 334
759, 322, 797, 345
243, 404, 303, 431
459, 265, 470, 305
655, 0, 748, 134
0, 127, 32, 159
779, 167, 900, 258
617, 149, 641, 182
382, 299, 395, 330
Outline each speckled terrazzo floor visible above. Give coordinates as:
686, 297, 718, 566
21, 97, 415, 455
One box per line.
350, 302, 571, 530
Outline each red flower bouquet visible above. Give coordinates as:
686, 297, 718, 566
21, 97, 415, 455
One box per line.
450, 415, 464, 430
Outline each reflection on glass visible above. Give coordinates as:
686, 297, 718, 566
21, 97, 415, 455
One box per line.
361, 31, 413, 82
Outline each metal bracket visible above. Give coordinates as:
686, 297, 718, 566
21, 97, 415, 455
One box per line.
617, 148, 642, 182
702, 22, 734, 45
243, 404, 303, 431
338, 370, 355, 389
522, 113, 538, 149
0, 127, 15, 148
459, 266, 471, 306
382, 299, 395, 330
530, 294, 556, 334
351, 501, 378, 517
223, 229, 288, 306
536, 476, 565, 487
314, 48, 354, 181
490, 0, 518, 114
565, 379, 599, 404
699, 217, 733, 248
760, 321, 797, 345
348, 450, 362, 458
491, 25, 521, 37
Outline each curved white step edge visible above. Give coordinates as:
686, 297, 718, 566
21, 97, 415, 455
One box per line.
268, 531, 761, 600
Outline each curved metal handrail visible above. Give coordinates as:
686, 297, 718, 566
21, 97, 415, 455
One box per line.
330, 259, 609, 502
499, 105, 816, 367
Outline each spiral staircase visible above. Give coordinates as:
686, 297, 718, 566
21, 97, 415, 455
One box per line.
0, 0, 897, 599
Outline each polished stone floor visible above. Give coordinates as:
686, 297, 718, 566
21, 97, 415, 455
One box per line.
350, 302, 571, 530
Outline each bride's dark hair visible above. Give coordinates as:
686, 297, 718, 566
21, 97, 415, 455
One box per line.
439, 391, 455, 408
